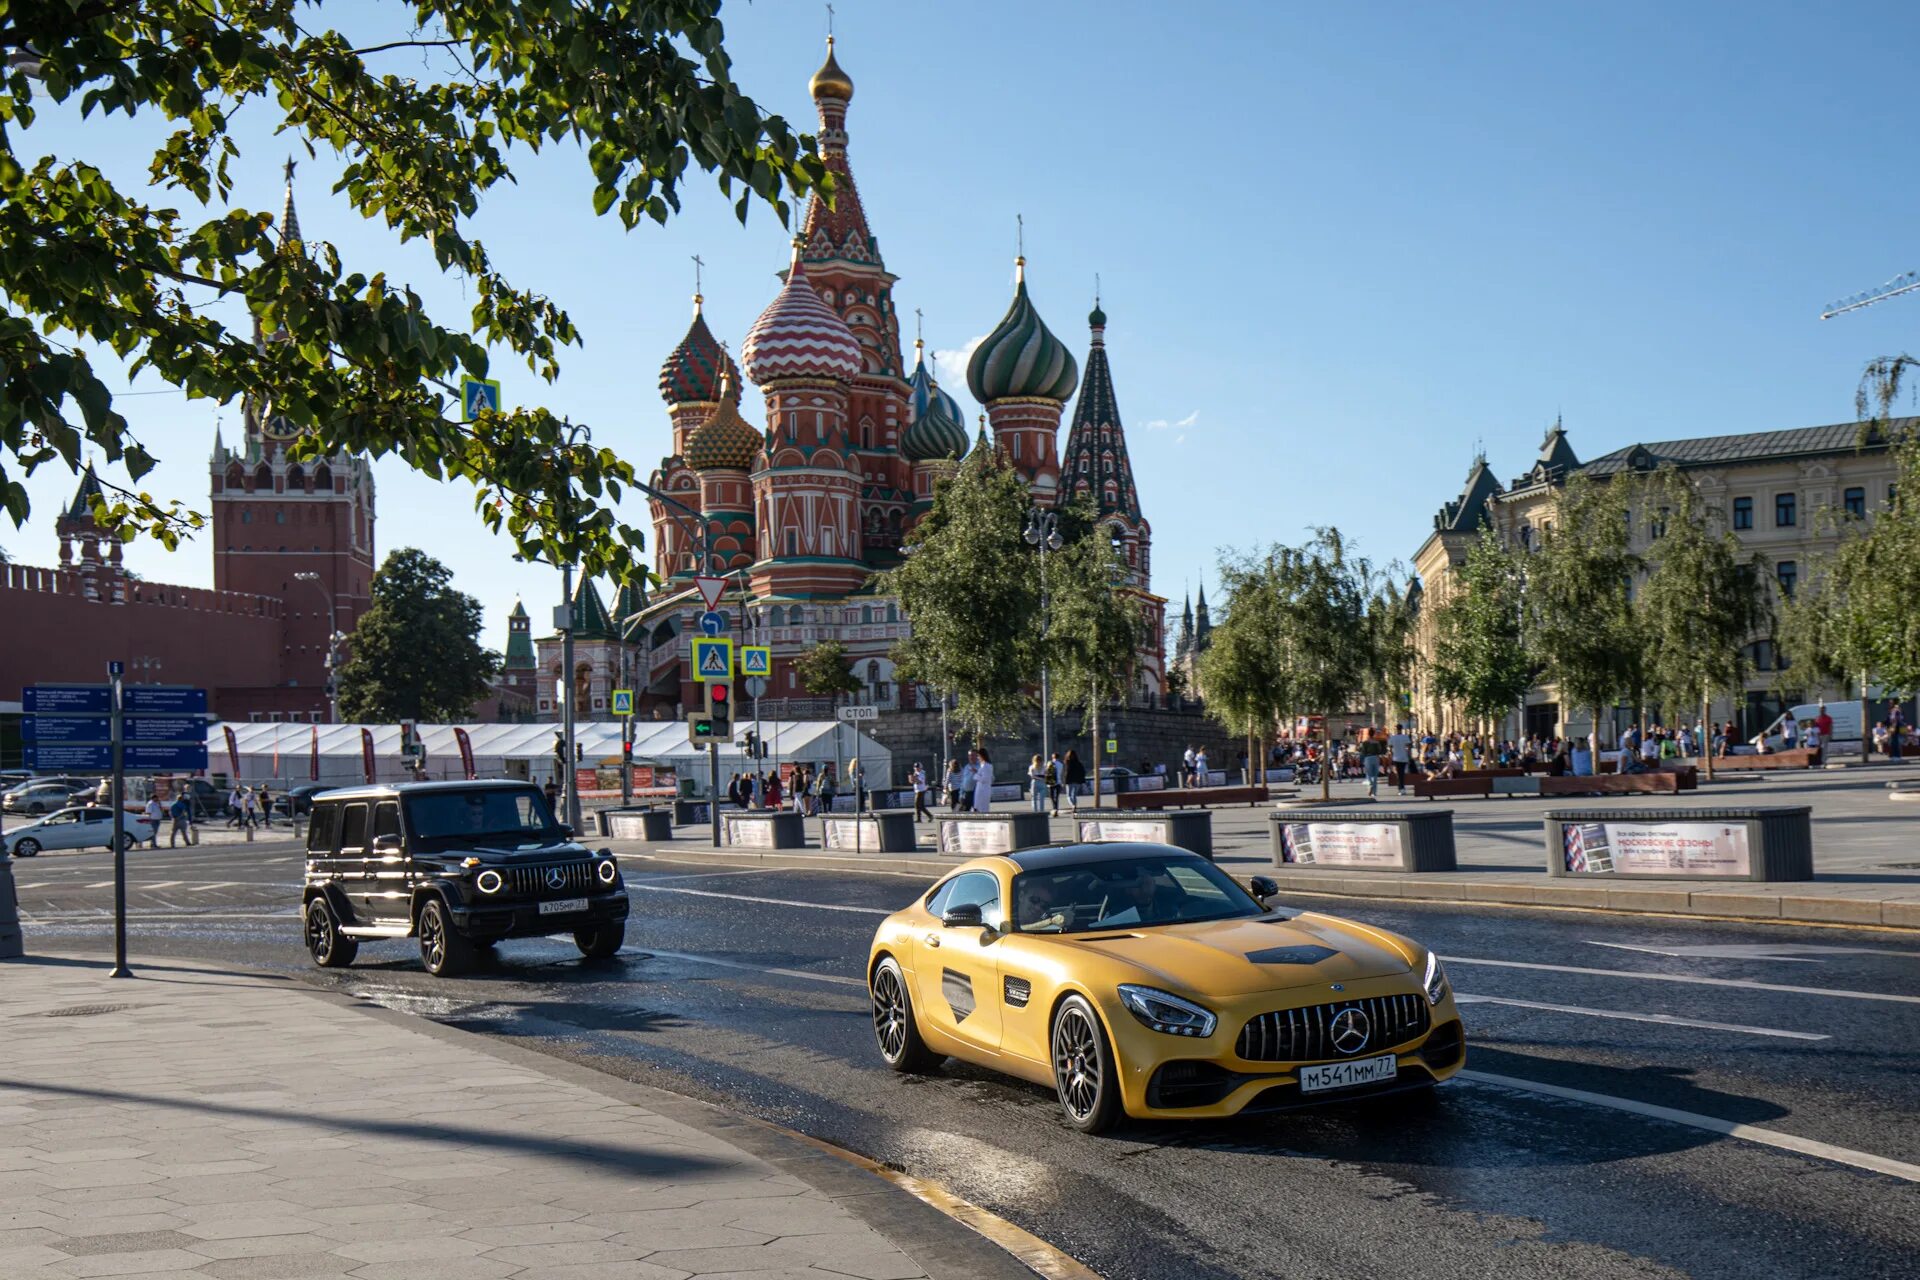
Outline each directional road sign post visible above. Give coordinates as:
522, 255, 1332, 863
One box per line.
694, 575, 727, 612
699, 610, 728, 637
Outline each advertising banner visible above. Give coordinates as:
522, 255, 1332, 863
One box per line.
822, 816, 880, 851
453, 727, 477, 781
939, 820, 1014, 856
310, 726, 320, 782
1278, 821, 1405, 867
225, 725, 242, 780
1562, 821, 1751, 877
1080, 819, 1168, 844
359, 728, 375, 784
725, 815, 776, 848
575, 767, 599, 794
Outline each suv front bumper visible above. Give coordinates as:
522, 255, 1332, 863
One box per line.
451, 888, 629, 941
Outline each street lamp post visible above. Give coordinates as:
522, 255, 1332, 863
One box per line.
293, 572, 342, 722
1024, 508, 1064, 772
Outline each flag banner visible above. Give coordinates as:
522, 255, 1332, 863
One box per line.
223, 725, 241, 780
454, 727, 477, 781
310, 726, 320, 782
361, 728, 376, 784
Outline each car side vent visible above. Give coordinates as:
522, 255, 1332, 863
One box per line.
1003, 976, 1032, 1008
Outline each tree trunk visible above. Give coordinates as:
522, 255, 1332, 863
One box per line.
1700, 690, 1714, 781
1320, 713, 1332, 802
1861, 671, 1872, 764
1090, 696, 1101, 810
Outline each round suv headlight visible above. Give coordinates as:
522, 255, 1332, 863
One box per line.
1117, 984, 1217, 1038
476, 869, 503, 895
1423, 951, 1447, 1005
596, 857, 618, 885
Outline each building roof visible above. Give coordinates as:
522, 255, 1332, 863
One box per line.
742, 245, 863, 385
569, 578, 617, 641
1578, 420, 1897, 477
1059, 303, 1142, 522
685, 370, 764, 470
903, 344, 970, 463
503, 598, 536, 669
1434, 457, 1504, 531
658, 299, 735, 406
967, 259, 1079, 404
64, 465, 104, 522
809, 34, 854, 102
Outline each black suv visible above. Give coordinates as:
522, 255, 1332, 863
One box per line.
300, 780, 629, 976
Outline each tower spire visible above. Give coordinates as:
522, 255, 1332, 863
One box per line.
278, 157, 302, 255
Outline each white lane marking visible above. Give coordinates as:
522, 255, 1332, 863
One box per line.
1441, 955, 1920, 1006
143, 880, 184, 889
627, 947, 867, 988
635, 867, 798, 883
1452, 993, 1828, 1041
189, 882, 240, 891
626, 884, 892, 915
85, 881, 114, 889
1588, 940, 1919, 963
1459, 1070, 1920, 1184
19, 910, 297, 923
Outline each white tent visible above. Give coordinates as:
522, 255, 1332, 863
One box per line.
206, 719, 891, 794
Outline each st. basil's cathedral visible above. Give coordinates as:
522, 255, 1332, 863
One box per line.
525, 37, 1164, 722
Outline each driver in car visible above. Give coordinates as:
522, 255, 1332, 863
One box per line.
1017, 877, 1068, 931
1100, 863, 1185, 926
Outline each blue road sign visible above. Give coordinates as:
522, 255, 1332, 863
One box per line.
461, 375, 502, 420
124, 687, 209, 715
741, 645, 771, 677
699, 610, 728, 637
691, 637, 733, 683
21, 715, 111, 743
23, 686, 110, 714
23, 742, 211, 772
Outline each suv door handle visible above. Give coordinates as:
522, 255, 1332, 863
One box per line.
923, 933, 941, 948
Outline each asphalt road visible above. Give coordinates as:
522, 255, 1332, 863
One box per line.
9, 840, 1920, 1280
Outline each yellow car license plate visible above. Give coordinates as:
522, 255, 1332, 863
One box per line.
1299, 1054, 1397, 1093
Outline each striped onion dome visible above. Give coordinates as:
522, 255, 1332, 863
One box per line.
903, 384, 969, 462
907, 340, 965, 436
966, 258, 1078, 404
684, 369, 763, 471
742, 241, 863, 385
658, 298, 734, 405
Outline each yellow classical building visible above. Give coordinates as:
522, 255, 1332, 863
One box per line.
1409, 419, 1904, 742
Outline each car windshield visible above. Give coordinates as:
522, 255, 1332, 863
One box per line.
404, 788, 559, 846
1011, 853, 1264, 934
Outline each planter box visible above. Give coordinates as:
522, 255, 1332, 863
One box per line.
606, 809, 673, 841
1545, 806, 1812, 881
672, 798, 740, 827
1269, 809, 1458, 872
722, 810, 808, 850
821, 810, 919, 854
936, 812, 1052, 858
1074, 811, 1214, 860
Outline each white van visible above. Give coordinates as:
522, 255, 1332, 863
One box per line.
1755, 702, 1860, 750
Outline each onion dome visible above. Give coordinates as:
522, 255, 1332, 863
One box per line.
684, 369, 763, 471
809, 35, 854, 102
966, 259, 1079, 404
658, 297, 735, 405
1089, 300, 1107, 329
907, 339, 965, 434
903, 386, 969, 464
742, 240, 863, 384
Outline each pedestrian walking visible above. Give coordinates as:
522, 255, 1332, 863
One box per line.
167, 792, 195, 848
142, 795, 164, 848
944, 759, 963, 811
1027, 754, 1047, 813
971, 748, 995, 814
227, 785, 245, 828
1358, 729, 1385, 800
1047, 752, 1064, 815
1782, 711, 1799, 750
543, 778, 560, 811
817, 764, 837, 814
848, 757, 866, 812
1193, 747, 1209, 788
766, 770, 784, 811
241, 787, 261, 831
1890, 704, 1907, 761
911, 763, 931, 822
1063, 749, 1085, 810
957, 755, 976, 812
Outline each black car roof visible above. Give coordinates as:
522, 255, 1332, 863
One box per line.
1002, 841, 1203, 871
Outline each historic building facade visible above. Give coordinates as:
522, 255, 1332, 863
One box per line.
537, 37, 1166, 720
1409, 417, 1905, 741
1, 171, 376, 722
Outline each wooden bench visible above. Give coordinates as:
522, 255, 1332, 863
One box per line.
1412, 776, 1493, 800
1698, 749, 1821, 771
1539, 772, 1682, 797
1117, 785, 1269, 811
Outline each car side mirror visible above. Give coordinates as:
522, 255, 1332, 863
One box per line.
942, 903, 985, 929
1250, 876, 1279, 902
371, 834, 404, 855
558, 823, 574, 839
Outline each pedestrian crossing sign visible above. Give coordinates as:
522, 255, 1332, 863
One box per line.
741, 646, 771, 677
460, 375, 502, 420
611, 689, 633, 715
691, 638, 733, 683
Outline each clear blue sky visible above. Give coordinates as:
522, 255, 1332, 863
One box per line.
16, 0, 1920, 652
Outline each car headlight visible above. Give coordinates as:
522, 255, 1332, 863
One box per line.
1117, 984, 1217, 1038
1423, 951, 1447, 1005
476, 869, 503, 895
596, 857, 618, 885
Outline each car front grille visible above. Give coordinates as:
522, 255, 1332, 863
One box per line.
1237, 993, 1431, 1063
503, 860, 595, 898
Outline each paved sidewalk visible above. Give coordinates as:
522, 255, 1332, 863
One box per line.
0, 957, 1025, 1280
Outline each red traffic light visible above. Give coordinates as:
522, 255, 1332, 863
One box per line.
711, 684, 730, 705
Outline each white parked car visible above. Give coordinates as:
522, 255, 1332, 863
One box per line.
3, 807, 157, 857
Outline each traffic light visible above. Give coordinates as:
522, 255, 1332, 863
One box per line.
743, 730, 758, 760
688, 678, 732, 745
553, 730, 566, 768
621, 725, 634, 763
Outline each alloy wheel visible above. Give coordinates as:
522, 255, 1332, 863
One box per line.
306, 903, 331, 962
419, 907, 444, 971
1054, 1007, 1101, 1120
872, 966, 909, 1060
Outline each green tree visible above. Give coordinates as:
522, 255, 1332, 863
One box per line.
1636, 468, 1770, 775
3, 1, 827, 578
1362, 576, 1419, 729
878, 448, 1039, 740
1198, 547, 1290, 785
1526, 472, 1639, 749
793, 638, 861, 705
1044, 509, 1144, 805
336, 548, 498, 721
1427, 524, 1531, 736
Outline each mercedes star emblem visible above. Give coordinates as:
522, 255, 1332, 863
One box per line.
1330, 1006, 1372, 1055
545, 866, 566, 891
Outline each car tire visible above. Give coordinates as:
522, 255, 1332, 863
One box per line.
305, 897, 358, 969
1052, 995, 1123, 1134
870, 956, 940, 1073
117, 832, 138, 852
574, 924, 625, 960
416, 898, 474, 977
12, 838, 39, 857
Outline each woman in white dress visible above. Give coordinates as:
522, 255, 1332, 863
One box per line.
971, 748, 995, 813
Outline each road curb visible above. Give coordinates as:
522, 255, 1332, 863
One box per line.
257, 959, 1082, 1280
609, 843, 1920, 933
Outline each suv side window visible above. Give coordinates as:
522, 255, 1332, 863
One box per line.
339, 803, 370, 851
372, 802, 401, 842
307, 805, 339, 853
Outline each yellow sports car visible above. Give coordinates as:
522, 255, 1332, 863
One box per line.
866, 842, 1465, 1132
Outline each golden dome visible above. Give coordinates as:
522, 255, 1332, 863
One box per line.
809, 36, 853, 102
